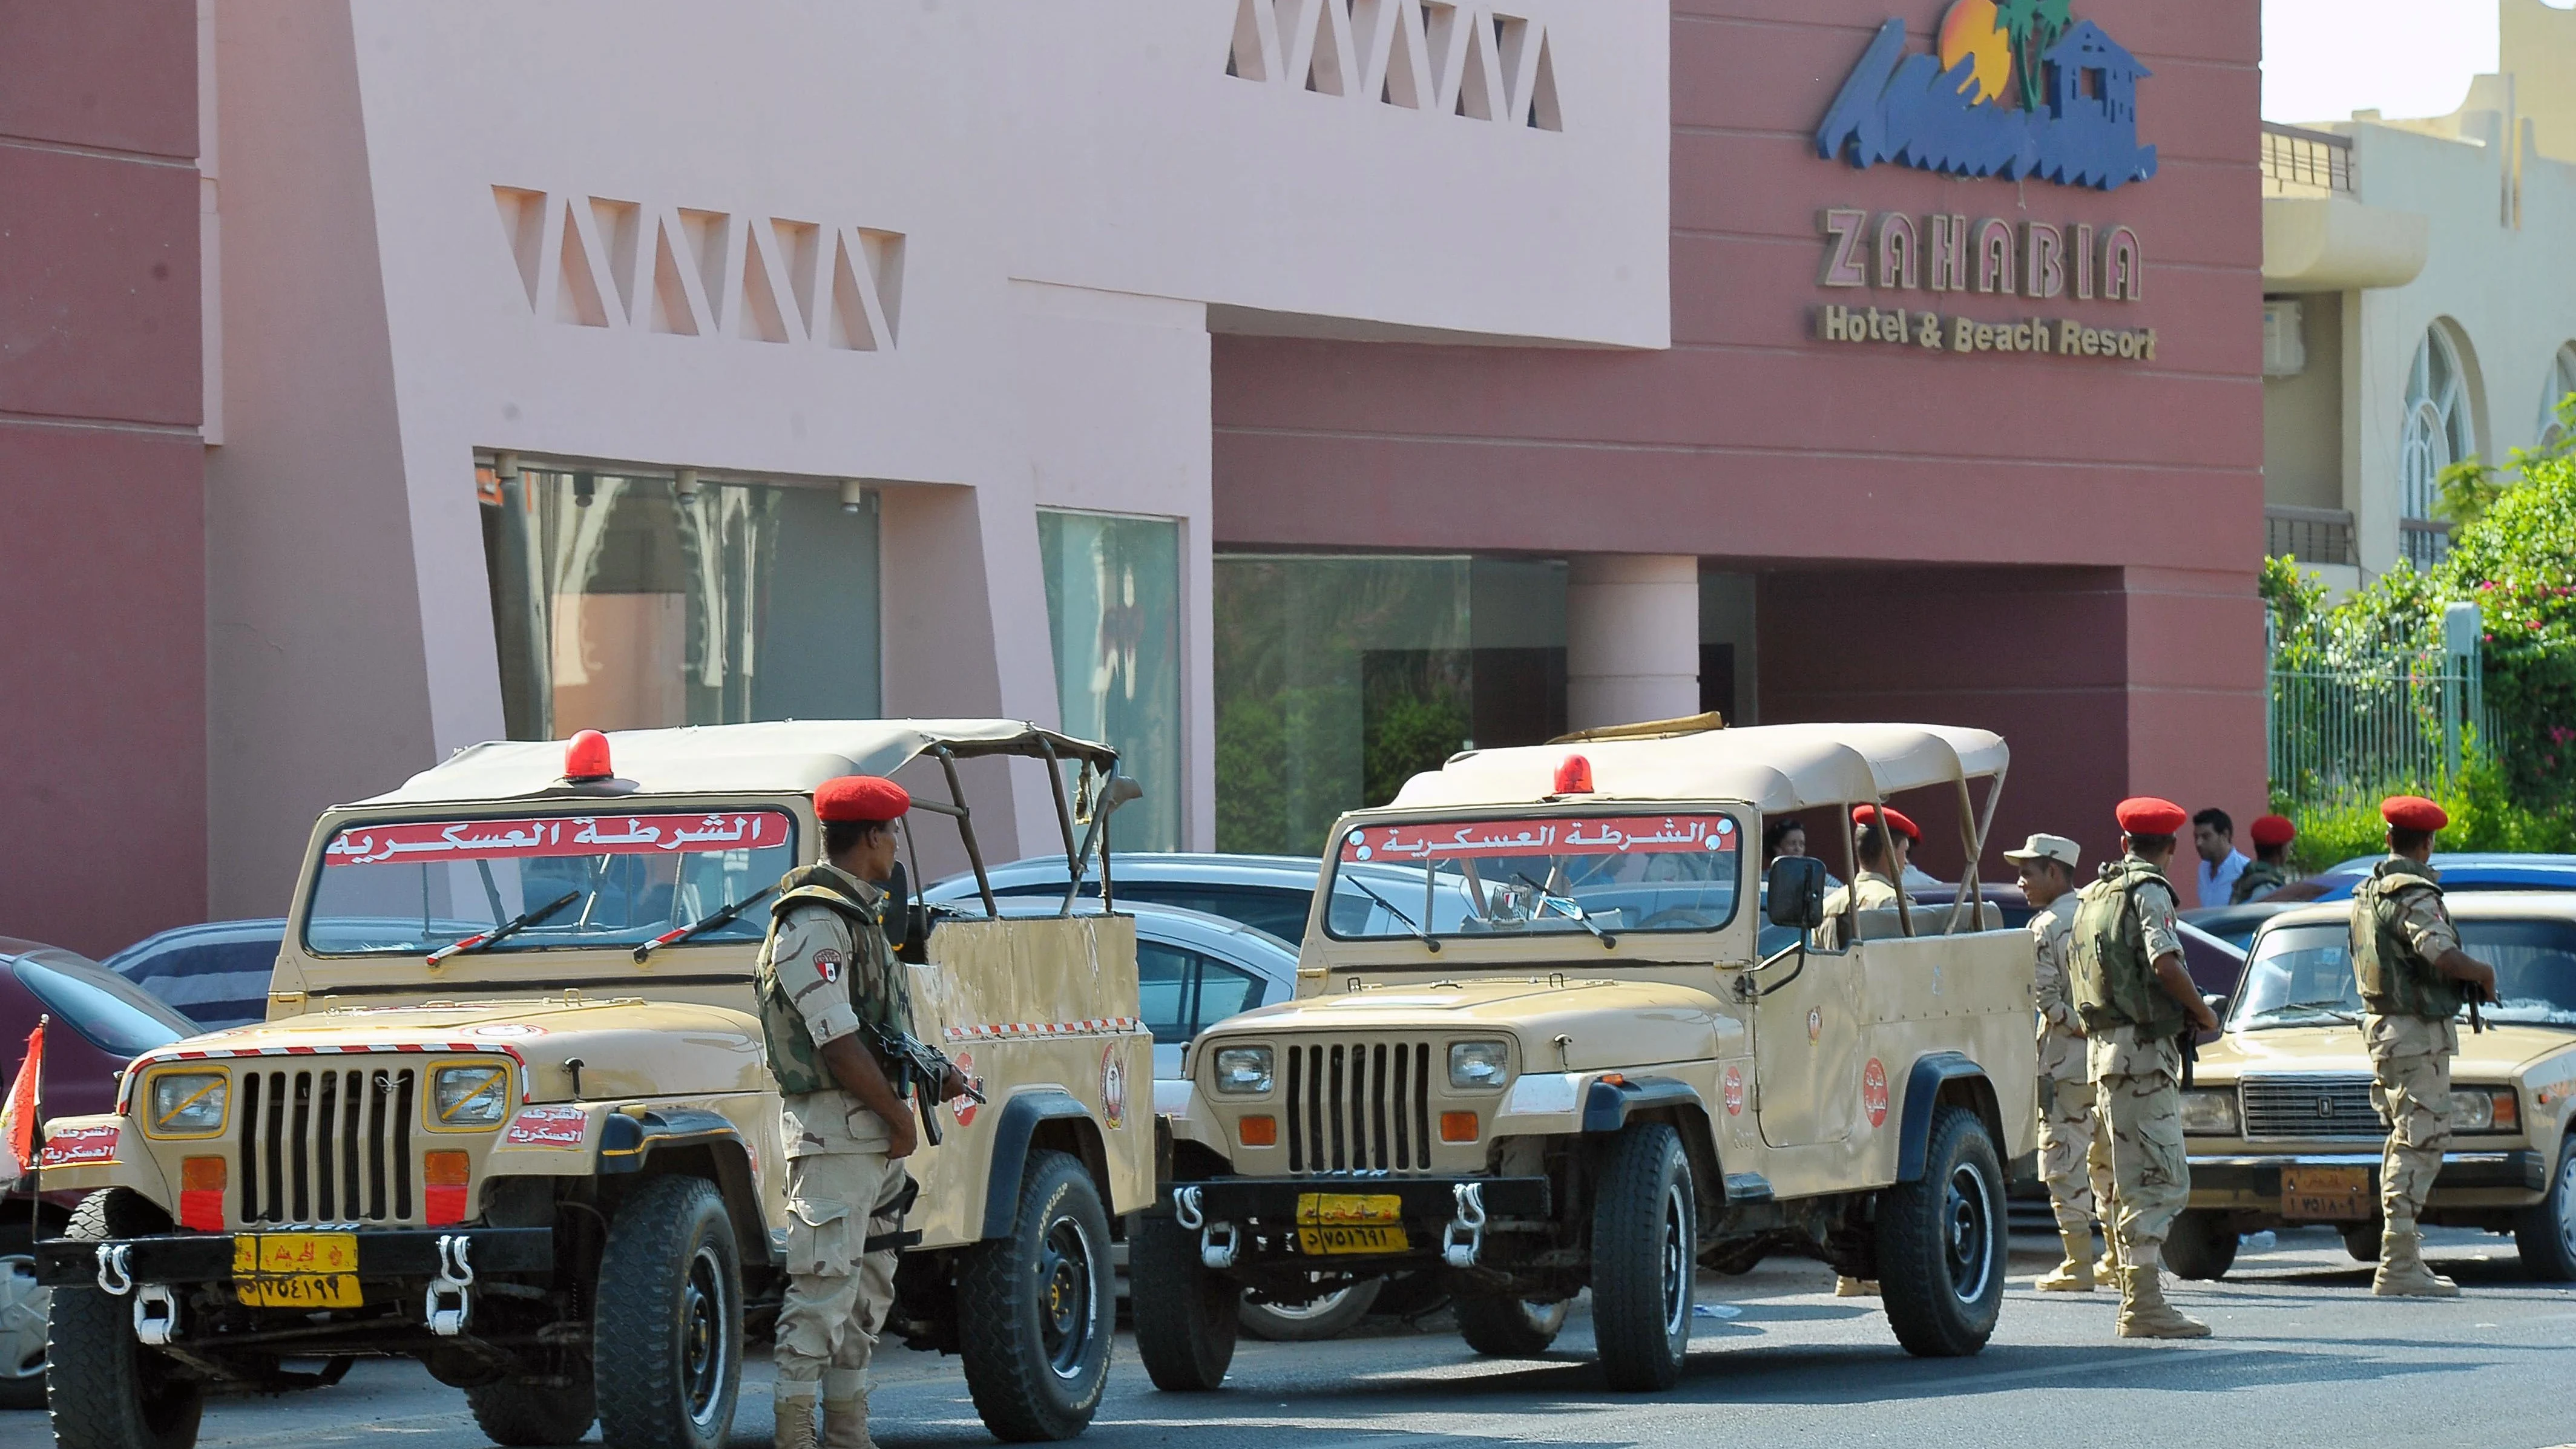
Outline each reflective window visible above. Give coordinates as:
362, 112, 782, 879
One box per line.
1137, 941, 1193, 1044
12, 955, 193, 1058
1195, 956, 1265, 1024
2399, 326, 2475, 568
2538, 343, 2576, 450
481, 466, 880, 740
1037, 511, 1183, 852
2233, 918, 2576, 1030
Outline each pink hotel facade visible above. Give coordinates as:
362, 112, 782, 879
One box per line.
2, 1, 2261, 956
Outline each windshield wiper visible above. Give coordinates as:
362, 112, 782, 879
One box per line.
427, 890, 580, 966
633, 885, 778, 963
1515, 873, 1617, 950
2251, 997, 2360, 1025
1350, 879, 1440, 954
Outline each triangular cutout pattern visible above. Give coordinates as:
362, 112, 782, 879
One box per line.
772, 219, 821, 336
1527, 31, 1561, 131
1454, 12, 1494, 120
859, 229, 904, 345
493, 187, 544, 310
590, 199, 640, 319
647, 217, 701, 335
1303, 0, 1347, 95
825, 233, 880, 352
736, 229, 790, 343
1378, 0, 1424, 108
1223, 3, 1559, 130
555, 198, 610, 327
1227, 0, 1270, 81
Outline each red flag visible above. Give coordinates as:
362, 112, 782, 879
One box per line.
0, 1019, 40, 1182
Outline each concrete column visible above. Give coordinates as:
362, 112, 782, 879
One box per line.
1565, 555, 1700, 731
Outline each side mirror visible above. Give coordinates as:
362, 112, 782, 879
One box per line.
1765, 856, 1827, 930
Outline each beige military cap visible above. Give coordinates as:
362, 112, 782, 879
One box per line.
2000, 833, 2081, 869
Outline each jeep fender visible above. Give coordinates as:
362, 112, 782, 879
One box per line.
1894, 1053, 2002, 1183
1581, 1075, 1704, 1132
597, 1108, 769, 1264
979, 1090, 1096, 1240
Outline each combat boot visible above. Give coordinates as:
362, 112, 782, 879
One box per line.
2115, 1263, 2210, 1339
2036, 1226, 2096, 1292
2372, 1221, 2461, 1298
1833, 1276, 1880, 1296
775, 1388, 821, 1449
821, 1390, 879, 1449
2095, 1222, 2121, 1283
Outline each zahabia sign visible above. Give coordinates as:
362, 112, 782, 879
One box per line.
1816, 1, 2157, 192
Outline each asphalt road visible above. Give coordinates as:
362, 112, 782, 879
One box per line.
12, 1229, 2573, 1449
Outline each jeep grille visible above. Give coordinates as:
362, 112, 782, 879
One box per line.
2239, 1073, 2384, 1142
1284, 1040, 1434, 1173
238, 1067, 420, 1224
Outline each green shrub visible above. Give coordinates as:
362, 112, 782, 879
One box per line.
2283, 747, 2576, 873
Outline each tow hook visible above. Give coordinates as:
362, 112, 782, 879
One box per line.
94, 1244, 134, 1297
1173, 1185, 1238, 1270
1442, 1181, 1487, 1269
425, 1235, 475, 1337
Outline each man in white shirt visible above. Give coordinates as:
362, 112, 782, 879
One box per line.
2190, 808, 2248, 908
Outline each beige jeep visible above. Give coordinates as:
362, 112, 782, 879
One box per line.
1137, 721, 2038, 1392
2169, 892, 2576, 1281
38, 721, 1152, 1449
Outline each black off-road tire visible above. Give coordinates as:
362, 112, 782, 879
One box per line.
2515, 1132, 2576, 1281
1241, 1276, 1382, 1342
467, 1354, 598, 1446
2341, 1222, 2382, 1264
48, 1189, 202, 1449
1129, 1211, 1238, 1390
593, 1176, 743, 1449
958, 1150, 1114, 1439
0, 1217, 50, 1410
1590, 1122, 1695, 1391
2166, 1210, 2240, 1281
1454, 1294, 1569, 1358
1876, 1105, 2006, 1359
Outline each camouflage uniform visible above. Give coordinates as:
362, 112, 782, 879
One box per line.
757, 863, 919, 1431
2031, 894, 2111, 1257
2230, 859, 2291, 904
1817, 870, 1904, 950
2351, 856, 2466, 1294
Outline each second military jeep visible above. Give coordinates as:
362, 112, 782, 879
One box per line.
38, 721, 1151, 1449
1138, 721, 2038, 1390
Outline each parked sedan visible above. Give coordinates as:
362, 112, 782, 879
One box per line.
924, 852, 1329, 943
1, 938, 198, 1409
2293, 853, 2576, 902
101, 918, 284, 1031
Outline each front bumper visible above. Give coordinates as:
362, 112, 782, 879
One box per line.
34, 1226, 554, 1289
2186, 1150, 2548, 1215
1166, 1175, 1552, 1270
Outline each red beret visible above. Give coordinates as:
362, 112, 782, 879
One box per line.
2115, 797, 2189, 836
1853, 804, 1920, 842
2249, 813, 2296, 848
815, 775, 910, 823
2381, 795, 2449, 832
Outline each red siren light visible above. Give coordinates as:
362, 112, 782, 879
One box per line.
564, 729, 614, 782
1553, 754, 1594, 795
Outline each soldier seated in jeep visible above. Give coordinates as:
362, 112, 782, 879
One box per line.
1136, 720, 2039, 1393
37, 721, 1152, 1449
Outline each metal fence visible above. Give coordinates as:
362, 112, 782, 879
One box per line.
2262, 122, 2356, 198
2268, 610, 2492, 806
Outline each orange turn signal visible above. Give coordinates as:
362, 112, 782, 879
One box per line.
1440, 1111, 1479, 1143
2494, 1091, 2521, 1132
424, 1151, 470, 1187
1238, 1115, 1278, 1147
179, 1157, 226, 1232
180, 1156, 226, 1192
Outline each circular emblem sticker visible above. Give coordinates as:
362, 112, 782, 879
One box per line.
951, 1051, 981, 1129
469, 1023, 547, 1039
1862, 1058, 1890, 1128
1723, 1065, 1745, 1117
1100, 1042, 1128, 1131
1807, 1007, 1823, 1043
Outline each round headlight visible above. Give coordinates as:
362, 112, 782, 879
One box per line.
1213, 1046, 1274, 1096
146, 1072, 228, 1138
1449, 1040, 1511, 1091
432, 1064, 513, 1128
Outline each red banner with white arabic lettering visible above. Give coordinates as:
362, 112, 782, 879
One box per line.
323, 812, 793, 866
1338, 815, 1738, 864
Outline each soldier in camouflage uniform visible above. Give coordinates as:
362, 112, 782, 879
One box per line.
2067, 797, 2221, 1338
2351, 795, 2498, 1298
2005, 833, 2111, 1292
2230, 814, 2297, 904
757, 775, 966, 1449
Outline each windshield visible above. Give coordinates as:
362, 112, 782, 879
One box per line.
304, 810, 799, 956
1324, 813, 1743, 942
12, 954, 194, 1057
2233, 918, 2576, 1030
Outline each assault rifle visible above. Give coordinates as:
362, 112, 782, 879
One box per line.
866, 1020, 985, 1148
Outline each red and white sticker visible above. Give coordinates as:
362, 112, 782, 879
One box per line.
1862, 1059, 1890, 1129
39, 1124, 120, 1168
1341, 815, 1738, 863
951, 1052, 981, 1129
1100, 1043, 1129, 1131
323, 810, 792, 867
811, 949, 844, 985
504, 1105, 590, 1149
1723, 1065, 1745, 1117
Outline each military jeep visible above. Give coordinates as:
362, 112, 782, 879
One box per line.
1138, 721, 2037, 1391
38, 721, 1152, 1449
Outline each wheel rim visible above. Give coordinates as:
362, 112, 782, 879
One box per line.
1037, 1212, 1097, 1380
678, 1243, 734, 1427
0, 1254, 45, 1384
2555, 1150, 2576, 1260
1248, 1281, 1353, 1321
1944, 1162, 1995, 1304
1660, 1179, 1691, 1338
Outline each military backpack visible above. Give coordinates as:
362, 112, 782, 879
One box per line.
2066, 856, 2186, 1037
2351, 856, 2465, 1019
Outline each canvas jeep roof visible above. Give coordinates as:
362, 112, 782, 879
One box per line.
1388, 723, 2008, 815
352, 720, 1118, 807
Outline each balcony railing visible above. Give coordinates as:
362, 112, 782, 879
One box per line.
2266, 505, 2356, 566
2262, 122, 2355, 198
2400, 515, 2453, 570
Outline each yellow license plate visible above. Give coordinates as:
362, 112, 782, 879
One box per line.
1293, 1194, 1407, 1254
233, 1232, 363, 1309
2280, 1165, 2373, 1221
1295, 1224, 1411, 1255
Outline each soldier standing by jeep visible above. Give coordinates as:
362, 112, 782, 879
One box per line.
2068, 798, 2221, 1339
2351, 795, 2499, 1298
758, 775, 949, 1449
2005, 833, 2109, 1293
